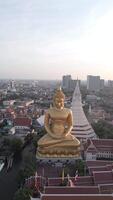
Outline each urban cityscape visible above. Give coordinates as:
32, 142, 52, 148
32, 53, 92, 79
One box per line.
1, 0, 113, 200
0, 76, 113, 199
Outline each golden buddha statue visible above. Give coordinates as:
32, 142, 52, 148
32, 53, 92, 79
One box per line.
37, 87, 80, 158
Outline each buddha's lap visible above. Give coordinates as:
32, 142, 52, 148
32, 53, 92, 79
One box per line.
38, 134, 79, 146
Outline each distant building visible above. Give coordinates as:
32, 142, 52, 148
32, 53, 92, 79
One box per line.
86, 94, 99, 102
69, 79, 76, 91
7, 80, 16, 92
108, 80, 113, 87
87, 75, 100, 91
13, 117, 32, 136
3, 100, 15, 106
62, 75, 80, 91
100, 79, 105, 90
62, 75, 72, 91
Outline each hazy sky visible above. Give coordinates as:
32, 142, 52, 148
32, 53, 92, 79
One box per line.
0, 0, 113, 80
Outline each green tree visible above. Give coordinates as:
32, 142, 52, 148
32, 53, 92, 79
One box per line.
3, 138, 10, 146
23, 154, 36, 171
92, 120, 113, 139
13, 187, 32, 200
32, 135, 38, 149
76, 160, 85, 176
33, 128, 46, 148
17, 154, 36, 186
10, 138, 23, 154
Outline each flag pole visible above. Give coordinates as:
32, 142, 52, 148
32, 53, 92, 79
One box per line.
61, 168, 65, 184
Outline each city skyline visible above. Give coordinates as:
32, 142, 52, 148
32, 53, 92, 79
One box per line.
0, 0, 113, 80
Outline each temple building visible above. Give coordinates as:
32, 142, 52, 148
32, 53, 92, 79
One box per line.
26, 163, 113, 200
71, 81, 96, 141
84, 139, 113, 160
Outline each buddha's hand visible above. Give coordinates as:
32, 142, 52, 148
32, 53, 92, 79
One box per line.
48, 131, 62, 139
63, 131, 70, 137
63, 126, 72, 138
55, 136, 63, 140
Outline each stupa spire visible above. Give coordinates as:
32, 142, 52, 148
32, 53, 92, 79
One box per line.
71, 81, 96, 141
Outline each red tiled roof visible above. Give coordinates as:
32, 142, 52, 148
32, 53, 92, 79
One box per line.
86, 160, 113, 168
41, 194, 113, 200
106, 165, 113, 171
84, 139, 113, 153
88, 166, 110, 175
44, 186, 100, 194
93, 171, 113, 185
74, 176, 94, 186
99, 184, 113, 194
48, 178, 63, 186
14, 117, 32, 127
86, 140, 98, 153
92, 139, 113, 147
48, 176, 94, 187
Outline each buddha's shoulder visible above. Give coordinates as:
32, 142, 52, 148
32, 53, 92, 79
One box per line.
46, 107, 72, 114
46, 108, 54, 114
63, 108, 72, 114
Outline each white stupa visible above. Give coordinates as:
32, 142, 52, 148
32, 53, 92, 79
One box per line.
71, 81, 96, 141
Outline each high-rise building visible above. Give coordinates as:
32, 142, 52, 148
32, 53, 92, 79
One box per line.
7, 80, 16, 92
62, 75, 78, 91
87, 75, 100, 91
108, 80, 113, 87
100, 79, 105, 90
62, 75, 72, 91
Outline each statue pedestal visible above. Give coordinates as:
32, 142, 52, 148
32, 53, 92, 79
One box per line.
36, 154, 82, 165
37, 145, 81, 159
36, 155, 82, 178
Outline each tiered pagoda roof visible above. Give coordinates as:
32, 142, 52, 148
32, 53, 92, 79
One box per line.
71, 81, 96, 141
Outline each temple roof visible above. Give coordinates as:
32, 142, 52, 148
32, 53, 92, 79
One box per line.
85, 139, 113, 153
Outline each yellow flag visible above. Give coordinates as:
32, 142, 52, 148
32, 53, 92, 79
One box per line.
62, 168, 64, 182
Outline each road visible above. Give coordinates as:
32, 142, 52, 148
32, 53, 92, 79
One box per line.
0, 143, 34, 200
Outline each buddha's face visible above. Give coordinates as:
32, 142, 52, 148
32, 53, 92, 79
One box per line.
54, 97, 64, 109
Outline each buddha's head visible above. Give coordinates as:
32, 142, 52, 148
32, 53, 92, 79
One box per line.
53, 87, 65, 109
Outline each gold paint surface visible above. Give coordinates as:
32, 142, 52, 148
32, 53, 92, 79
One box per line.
37, 88, 80, 158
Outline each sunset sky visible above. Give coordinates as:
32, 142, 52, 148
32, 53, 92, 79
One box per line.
0, 0, 113, 80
